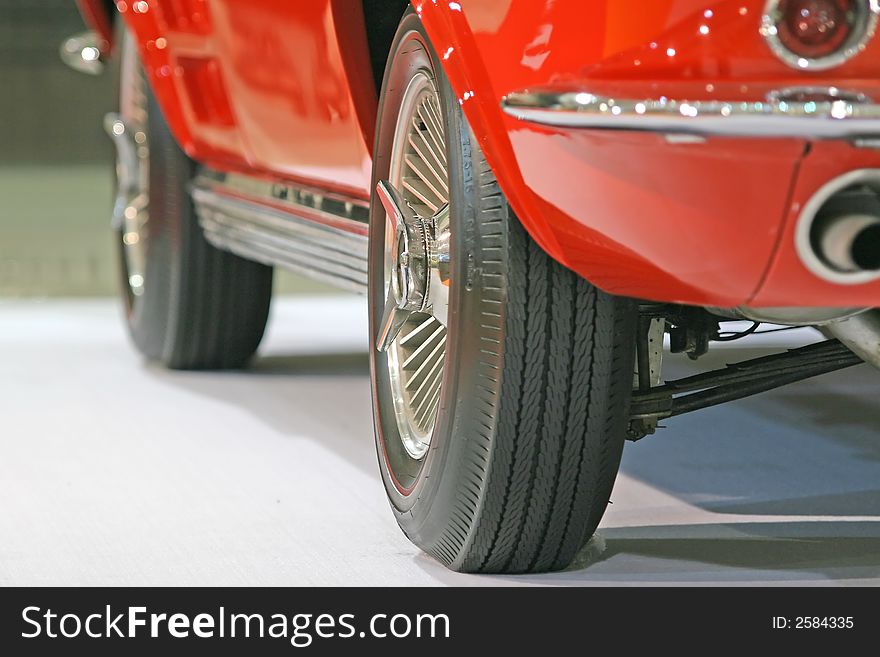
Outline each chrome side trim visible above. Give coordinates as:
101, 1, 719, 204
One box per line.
59, 31, 105, 75
760, 0, 880, 71
501, 89, 880, 138
206, 171, 371, 225
191, 174, 369, 293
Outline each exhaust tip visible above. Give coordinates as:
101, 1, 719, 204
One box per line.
851, 224, 880, 271
796, 170, 880, 286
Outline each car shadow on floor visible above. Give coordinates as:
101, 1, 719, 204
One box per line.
146, 340, 880, 583
620, 346, 880, 518
142, 350, 377, 476
478, 520, 880, 584
249, 352, 369, 377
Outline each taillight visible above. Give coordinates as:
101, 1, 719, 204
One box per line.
779, 0, 852, 56
761, 0, 880, 70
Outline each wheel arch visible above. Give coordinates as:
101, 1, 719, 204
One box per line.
361, 0, 411, 96
357, 1, 562, 260
409, 1, 565, 264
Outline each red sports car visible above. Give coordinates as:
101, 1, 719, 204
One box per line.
65, 0, 880, 573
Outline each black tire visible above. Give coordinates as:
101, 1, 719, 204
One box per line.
369, 13, 637, 574
114, 34, 272, 370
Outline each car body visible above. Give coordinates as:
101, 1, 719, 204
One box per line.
68, 0, 880, 573
75, 0, 880, 308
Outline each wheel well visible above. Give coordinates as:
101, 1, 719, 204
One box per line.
361, 0, 411, 95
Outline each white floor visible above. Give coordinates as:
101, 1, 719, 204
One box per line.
1, 296, 879, 586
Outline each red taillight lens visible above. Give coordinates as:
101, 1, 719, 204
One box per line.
777, 0, 854, 58
762, 0, 879, 69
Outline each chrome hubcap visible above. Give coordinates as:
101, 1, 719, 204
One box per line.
377, 71, 451, 461
106, 33, 149, 299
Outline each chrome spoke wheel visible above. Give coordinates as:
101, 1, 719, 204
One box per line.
106, 33, 149, 300
378, 71, 451, 461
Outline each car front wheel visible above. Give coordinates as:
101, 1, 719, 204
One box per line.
368, 11, 638, 574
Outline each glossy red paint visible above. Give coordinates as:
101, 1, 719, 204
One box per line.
206, 0, 375, 196
505, 128, 806, 306
118, 0, 375, 198
86, 0, 880, 308
751, 142, 880, 307
413, 0, 880, 308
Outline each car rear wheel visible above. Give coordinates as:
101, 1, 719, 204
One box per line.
369, 12, 638, 574
107, 30, 272, 369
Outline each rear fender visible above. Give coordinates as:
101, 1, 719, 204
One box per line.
413, 0, 565, 261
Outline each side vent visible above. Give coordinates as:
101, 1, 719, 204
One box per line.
177, 57, 235, 127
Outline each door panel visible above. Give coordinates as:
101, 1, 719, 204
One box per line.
122, 0, 376, 198
210, 0, 375, 197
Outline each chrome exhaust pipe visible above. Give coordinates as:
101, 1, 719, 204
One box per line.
827, 310, 880, 370
814, 190, 880, 274
796, 171, 880, 285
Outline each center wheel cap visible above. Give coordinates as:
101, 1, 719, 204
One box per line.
389, 193, 432, 315
376, 180, 449, 354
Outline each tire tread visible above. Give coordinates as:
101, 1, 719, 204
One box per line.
127, 90, 272, 371
453, 149, 636, 574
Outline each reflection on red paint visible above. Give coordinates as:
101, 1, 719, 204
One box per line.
91, 0, 880, 307
178, 57, 235, 126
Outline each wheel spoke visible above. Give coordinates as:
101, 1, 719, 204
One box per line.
402, 178, 441, 215
408, 130, 448, 195
416, 102, 447, 170
376, 179, 406, 236
414, 374, 442, 426
422, 97, 447, 156
405, 326, 446, 390
399, 316, 436, 346
380, 71, 452, 460
419, 386, 442, 429
405, 154, 447, 203
407, 345, 445, 421
377, 294, 410, 353
425, 97, 448, 154
414, 106, 448, 175
401, 324, 445, 370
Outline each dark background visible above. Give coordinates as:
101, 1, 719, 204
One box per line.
0, 0, 112, 164
0, 1, 321, 295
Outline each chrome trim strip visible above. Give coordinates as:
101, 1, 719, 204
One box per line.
760, 0, 880, 71
199, 172, 370, 226
501, 89, 880, 138
191, 174, 368, 293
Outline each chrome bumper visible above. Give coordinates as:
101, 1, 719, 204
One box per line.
501, 89, 880, 139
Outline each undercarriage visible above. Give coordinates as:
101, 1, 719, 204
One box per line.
628, 305, 877, 440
